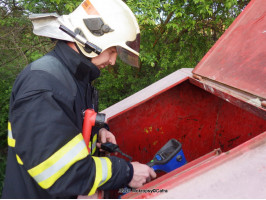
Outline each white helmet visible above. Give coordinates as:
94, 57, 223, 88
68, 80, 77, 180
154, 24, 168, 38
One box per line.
29, 0, 140, 67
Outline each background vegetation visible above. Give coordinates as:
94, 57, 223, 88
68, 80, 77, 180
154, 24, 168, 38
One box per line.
0, 0, 250, 195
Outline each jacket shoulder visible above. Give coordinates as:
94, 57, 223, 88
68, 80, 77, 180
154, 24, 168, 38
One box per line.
31, 55, 77, 96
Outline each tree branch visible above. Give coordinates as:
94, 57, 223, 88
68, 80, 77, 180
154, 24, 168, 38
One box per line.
153, 11, 175, 48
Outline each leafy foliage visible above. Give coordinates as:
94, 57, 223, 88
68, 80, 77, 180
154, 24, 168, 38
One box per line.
0, 0, 250, 195
95, 0, 250, 109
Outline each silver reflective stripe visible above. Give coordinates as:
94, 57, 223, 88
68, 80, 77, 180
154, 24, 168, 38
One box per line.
89, 157, 112, 195
91, 134, 97, 155
99, 158, 108, 186
33, 139, 86, 183
8, 129, 13, 139
91, 140, 96, 154
8, 122, 16, 147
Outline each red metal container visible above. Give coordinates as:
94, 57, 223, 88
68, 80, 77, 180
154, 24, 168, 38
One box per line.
102, 0, 266, 198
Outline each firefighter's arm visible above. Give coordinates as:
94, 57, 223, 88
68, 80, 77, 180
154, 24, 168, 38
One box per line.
96, 130, 156, 189
10, 89, 131, 197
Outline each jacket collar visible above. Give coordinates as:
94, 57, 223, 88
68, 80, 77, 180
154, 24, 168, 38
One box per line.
53, 40, 100, 83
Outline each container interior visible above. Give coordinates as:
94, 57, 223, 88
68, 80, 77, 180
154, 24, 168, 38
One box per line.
108, 80, 266, 163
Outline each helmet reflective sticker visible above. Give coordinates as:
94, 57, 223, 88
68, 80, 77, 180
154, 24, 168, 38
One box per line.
82, 0, 100, 16
83, 18, 114, 36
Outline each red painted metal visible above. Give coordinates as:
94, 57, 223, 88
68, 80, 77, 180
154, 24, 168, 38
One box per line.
103, 76, 265, 198
189, 77, 266, 120
103, 69, 190, 121
123, 131, 266, 199
122, 149, 222, 199
193, 0, 266, 100
108, 80, 266, 165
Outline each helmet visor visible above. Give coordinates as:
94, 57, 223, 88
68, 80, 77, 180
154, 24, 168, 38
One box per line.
117, 46, 139, 67
117, 33, 140, 67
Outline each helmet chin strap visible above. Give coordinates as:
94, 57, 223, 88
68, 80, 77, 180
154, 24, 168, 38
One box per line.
74, 42, 91, 60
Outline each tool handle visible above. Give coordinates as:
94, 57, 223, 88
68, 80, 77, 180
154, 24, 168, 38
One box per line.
82, 109, 97, 151
101, 142, 132, 161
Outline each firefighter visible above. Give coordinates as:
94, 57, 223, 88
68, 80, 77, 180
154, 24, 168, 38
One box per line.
2, 0, 156, 198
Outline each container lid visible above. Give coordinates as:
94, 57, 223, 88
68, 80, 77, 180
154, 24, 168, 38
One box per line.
193, 0, 266, 99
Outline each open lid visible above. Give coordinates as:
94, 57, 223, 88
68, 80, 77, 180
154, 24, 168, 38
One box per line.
193, 0, 266, 99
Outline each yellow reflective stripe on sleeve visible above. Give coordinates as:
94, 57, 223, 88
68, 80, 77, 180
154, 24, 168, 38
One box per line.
98, 157, 112, 186
89, 141, 91, 150
88, 134, 97, 155
91, 134, 97, 155
8, 137, 16, 147
16, 154, 24, 165
88, 157, 112, 196
8, 122, 11, 132
7, 122, 16, 147
28, 133, 89, 189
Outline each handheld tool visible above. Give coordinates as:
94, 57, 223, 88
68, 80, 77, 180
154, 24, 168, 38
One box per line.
147, 139, 187, 173
101, 142, 132, 161
116, 139, 187, 197
82, 109, 105, 152
101, 139, 187, 173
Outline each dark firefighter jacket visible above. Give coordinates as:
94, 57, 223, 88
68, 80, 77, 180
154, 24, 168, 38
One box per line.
2, 41, 133, 198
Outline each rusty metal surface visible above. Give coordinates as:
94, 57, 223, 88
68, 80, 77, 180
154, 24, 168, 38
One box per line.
193, 0, 266, 99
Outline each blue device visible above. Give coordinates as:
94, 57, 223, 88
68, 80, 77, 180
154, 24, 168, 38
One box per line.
118, 139, 187, 198
147, 139, 187, 173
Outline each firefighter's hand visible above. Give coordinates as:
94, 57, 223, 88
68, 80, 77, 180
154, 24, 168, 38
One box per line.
97, 128, 117, 149
128, 162, 157, 188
